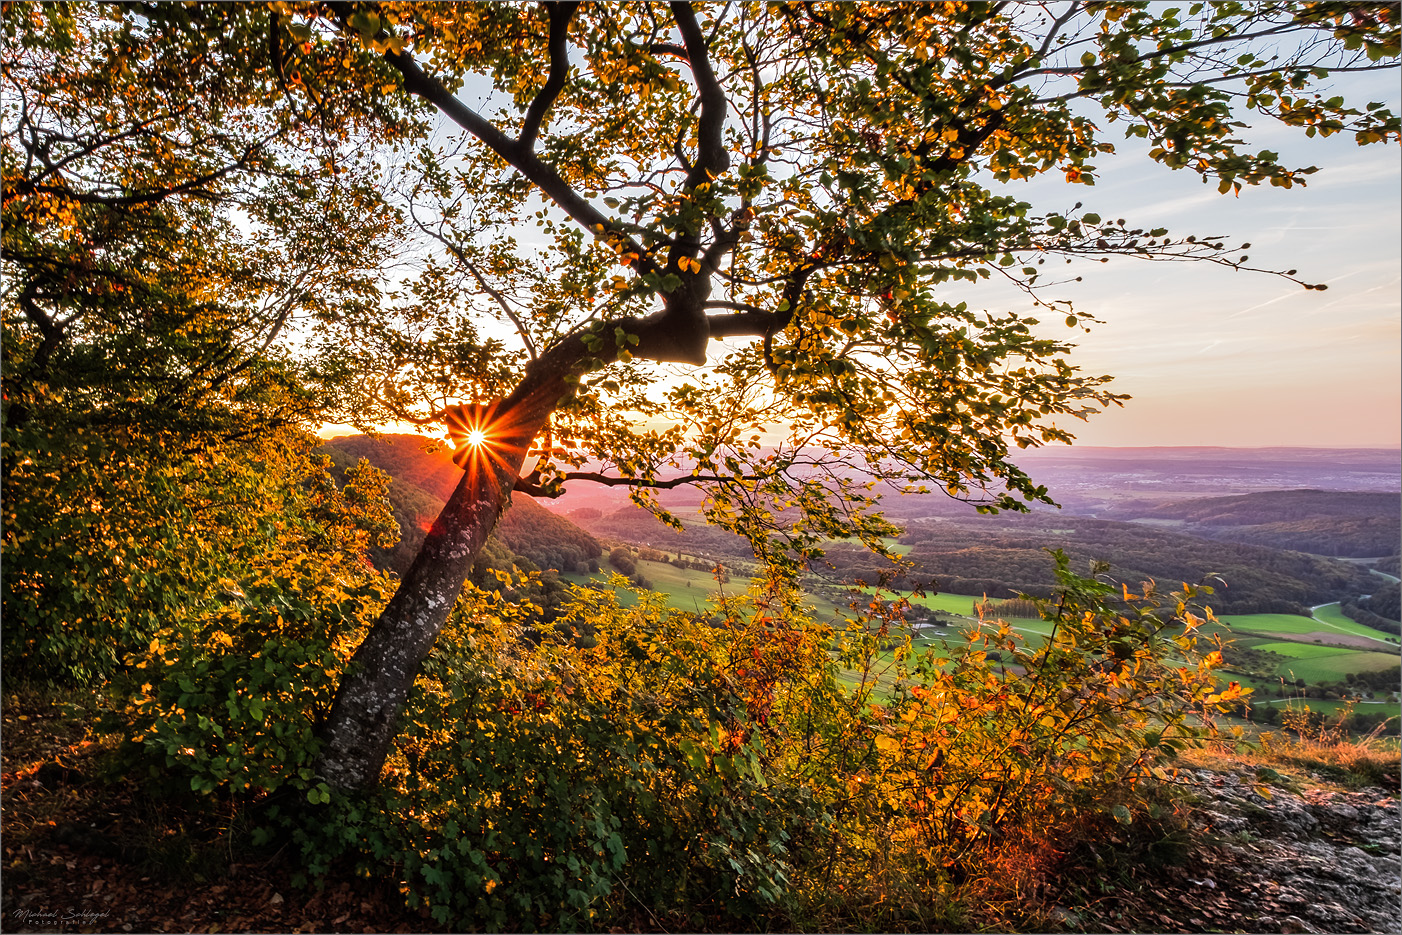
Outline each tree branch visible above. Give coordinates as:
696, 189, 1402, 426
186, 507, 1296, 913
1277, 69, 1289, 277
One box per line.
705, 309, 776, 338
670, 1, 731, 189
516, 468, 774, 498
518, 2, 580, 152
381, 45, 663, 279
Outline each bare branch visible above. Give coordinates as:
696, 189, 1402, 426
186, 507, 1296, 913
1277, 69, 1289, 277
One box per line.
518, 2, 581, 152
381, 44, 663, 278
670, 1, 731, 189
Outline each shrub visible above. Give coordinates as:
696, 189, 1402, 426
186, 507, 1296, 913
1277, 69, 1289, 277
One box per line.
120, 557, 393, 801
841, 551, 1233, 891
607, 546, 636, 577
300, 581, 828, 930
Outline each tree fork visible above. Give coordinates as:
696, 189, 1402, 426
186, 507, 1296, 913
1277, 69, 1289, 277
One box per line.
312, 303, 758, 788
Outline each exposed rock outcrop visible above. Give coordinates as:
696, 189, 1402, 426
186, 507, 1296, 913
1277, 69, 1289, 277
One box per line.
1076, 769, 1401, 933
1181, 769, 1400, 934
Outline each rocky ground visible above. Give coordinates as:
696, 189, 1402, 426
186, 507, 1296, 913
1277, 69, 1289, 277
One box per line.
1071, 768, 1401, 934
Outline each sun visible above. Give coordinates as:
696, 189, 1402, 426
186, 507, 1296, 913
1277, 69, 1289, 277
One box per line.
467, 429, 488, 447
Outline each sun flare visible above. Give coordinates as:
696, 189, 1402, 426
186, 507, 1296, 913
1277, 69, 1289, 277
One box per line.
467, 429, 488, 447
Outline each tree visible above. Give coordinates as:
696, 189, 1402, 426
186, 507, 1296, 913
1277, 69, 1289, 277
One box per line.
5, 3, 1397, 789
0, 2, 420, 682
308, 2, 1398, 789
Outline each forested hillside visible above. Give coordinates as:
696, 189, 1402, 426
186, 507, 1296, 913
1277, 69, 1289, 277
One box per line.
1104, 490, 1401, 557
1106, 489, 1395, 524
322, 435, 602, 576
822, 515, 1375, 614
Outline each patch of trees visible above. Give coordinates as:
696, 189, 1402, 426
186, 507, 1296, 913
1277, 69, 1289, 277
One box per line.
1220, 644, 1291, 680
1374, 556, 1401, 576
974, 597, 1043, 620
1340, 600, 1401, 637
608, 547, 636, 577
866, 516, 1372, 613
1359, 581, 1400, 622
1345, 668, 1402, 693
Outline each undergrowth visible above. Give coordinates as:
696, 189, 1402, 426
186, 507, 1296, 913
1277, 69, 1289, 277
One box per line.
5, 554, 1268, 932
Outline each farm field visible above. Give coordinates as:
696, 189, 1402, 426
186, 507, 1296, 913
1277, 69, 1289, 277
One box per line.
1256, 641, 1364, 660
1219, 606, 1397, 647
1264, 649, 1401, 683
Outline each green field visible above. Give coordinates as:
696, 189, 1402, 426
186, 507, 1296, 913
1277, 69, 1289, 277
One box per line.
1254, 641, 1356, 660
1217, 607, 1398, 647
1311, 602, 1399, 642
880, 537, 914, 556
566, 550, 1398, 700
1264, 649, 1400, 683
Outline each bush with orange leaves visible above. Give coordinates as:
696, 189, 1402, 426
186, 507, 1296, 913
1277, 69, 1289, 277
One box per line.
818, 549, 1241, 911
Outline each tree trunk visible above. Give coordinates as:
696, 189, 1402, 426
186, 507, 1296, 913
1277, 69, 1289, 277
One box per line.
316, 316, 716, 789
316, 373, 566, 789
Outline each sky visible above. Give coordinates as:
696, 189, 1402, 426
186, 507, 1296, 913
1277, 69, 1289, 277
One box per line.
971, 73, 1401, 449
321, 64, 1401, 452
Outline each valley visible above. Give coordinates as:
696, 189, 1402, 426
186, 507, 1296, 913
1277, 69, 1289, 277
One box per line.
323, 436, 1402, 732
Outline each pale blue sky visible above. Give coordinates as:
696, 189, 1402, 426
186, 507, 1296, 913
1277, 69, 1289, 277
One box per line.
978, 72, 1400, 448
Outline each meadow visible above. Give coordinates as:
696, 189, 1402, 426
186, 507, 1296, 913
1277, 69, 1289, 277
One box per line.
1219, 605, 1398, 646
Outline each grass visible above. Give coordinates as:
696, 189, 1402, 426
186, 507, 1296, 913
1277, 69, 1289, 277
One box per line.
1219, 607, 1398, 646
1182, 730, 1401, 793
1253, 641, 1356, 659
1312, 601, 1400, 643
1270, 650, 1401, 683
1256, 730, 1402, 791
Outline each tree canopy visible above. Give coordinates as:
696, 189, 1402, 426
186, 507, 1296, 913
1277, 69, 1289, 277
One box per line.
301, 1, 1397, 563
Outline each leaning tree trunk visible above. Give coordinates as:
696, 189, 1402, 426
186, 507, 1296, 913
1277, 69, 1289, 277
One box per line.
316, 371, 568, 790
316, 305, 714, 789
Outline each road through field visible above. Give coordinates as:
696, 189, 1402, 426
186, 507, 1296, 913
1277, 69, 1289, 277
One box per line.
1306, 602, 1398, 648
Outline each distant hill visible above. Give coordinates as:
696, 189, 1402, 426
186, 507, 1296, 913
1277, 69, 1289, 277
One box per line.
1103, 489, 1396, 525
319, 434, 601, 576
816, 512, 1378, 615
324, 433, 463, 502
1102, 490, 1401, 557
